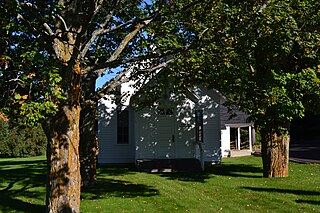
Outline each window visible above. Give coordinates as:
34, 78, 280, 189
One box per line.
195, 110, 203, 143
117, 110, 129, 144
157, 108, 174, 116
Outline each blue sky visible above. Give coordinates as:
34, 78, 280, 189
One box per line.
95, 66, 124, 89
96, 72, 116, 89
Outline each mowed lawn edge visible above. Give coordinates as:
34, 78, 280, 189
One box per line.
0, 156, 319, 212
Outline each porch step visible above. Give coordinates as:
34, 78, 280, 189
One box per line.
230, 150, 252, 157
136, 159, 202, 173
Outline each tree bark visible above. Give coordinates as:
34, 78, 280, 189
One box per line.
44, 62, 82, 213
79, 100, 98, 188
261, 125, 290, 178
79, 73, 99, 188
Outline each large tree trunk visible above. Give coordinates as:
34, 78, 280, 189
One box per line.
261, 125, 290, 178
80, 74, 99, 188
80, 100, 98, 188
44, 62, 82, 213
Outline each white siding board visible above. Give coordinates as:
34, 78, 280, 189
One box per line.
98, 97, 135, 164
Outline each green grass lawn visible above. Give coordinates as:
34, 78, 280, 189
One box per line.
0, 156, 319, 212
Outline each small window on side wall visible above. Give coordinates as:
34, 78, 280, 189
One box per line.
157, 108, 174, 116
195, 110, 203, 143
117, 110, 129, 144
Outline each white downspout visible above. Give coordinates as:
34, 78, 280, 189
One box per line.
199, 142, 204, 171
237, 127, 241, 150
249, 125, 252, 152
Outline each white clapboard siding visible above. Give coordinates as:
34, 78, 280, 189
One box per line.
221, 126, 231, 157
98, 82, 224, 164
175, 97, 196, 158
203, 107, 222, 162
97, 92, 135, 164
193, 88, 223, 163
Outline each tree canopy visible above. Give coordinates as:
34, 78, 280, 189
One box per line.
1, 0, 216, 212
1, 0, 320, 211
165, 0, 320, 127
167, 0, 320, 177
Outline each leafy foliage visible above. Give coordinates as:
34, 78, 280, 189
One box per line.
0, 119, 46, 157
0, 2, 64, 126
159, 0, 320, 177
169, 0, 320, 129
0, 0, 214, 125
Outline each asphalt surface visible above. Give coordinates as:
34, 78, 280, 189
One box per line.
290, 138, 320, 164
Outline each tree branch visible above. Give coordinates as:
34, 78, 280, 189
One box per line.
81, 0, 120, 58
93, 0, 106, 18
257, 0, 272, 14
82, 18, 155, 75
95, 58, 174, 99
81, 0, 204, 63
54, 14, 70, 31
105, 20, 153, 66
83, 44, 191, 75
81, 12, 157, 59
19, 2, 55, 36
43, 23, 54, 36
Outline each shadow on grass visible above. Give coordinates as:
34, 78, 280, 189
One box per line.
243, 187, 320, 196
244, 187, 320, 206
157, 171, 211, 183
97, 166, 136, 177
208, 163, 263, 178
0, 158, 46, 166
85, 165, 159, 199
296, 199, 320, 205
81, 177, 159, 200
155, 162, 263, 182
0, 158, 46, 212
0, 189, 45, 213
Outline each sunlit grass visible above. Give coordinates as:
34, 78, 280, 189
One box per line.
81, 157, 320, 212
0, 155, 319, 212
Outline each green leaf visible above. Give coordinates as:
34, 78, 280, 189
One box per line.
14, 94, 21, 100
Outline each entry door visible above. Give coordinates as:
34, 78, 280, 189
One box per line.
156, 109, 175, 159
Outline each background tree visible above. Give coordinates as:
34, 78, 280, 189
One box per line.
0, 117, 47, 158
166, 0, 320, 177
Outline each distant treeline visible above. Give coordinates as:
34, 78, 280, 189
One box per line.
0, 119, 46, 157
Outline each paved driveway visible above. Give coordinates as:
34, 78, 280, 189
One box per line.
290, 138, 320, 164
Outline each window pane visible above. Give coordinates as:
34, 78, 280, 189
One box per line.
157, 109, 165, 115
117, 110, 129, 144
166, 109, 173, 115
